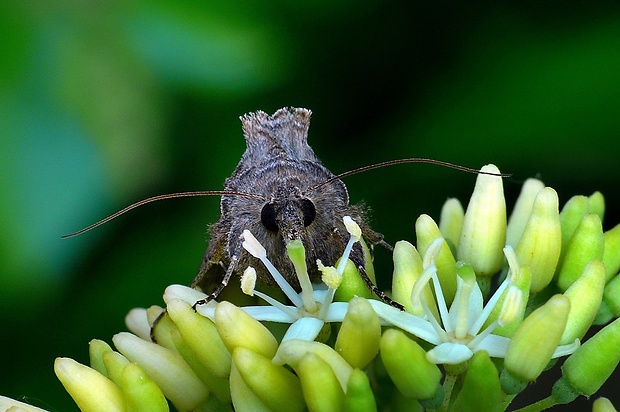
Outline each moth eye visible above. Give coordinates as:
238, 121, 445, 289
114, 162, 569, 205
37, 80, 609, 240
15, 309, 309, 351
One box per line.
300, 198, 316, 227
260, 203, 279, 232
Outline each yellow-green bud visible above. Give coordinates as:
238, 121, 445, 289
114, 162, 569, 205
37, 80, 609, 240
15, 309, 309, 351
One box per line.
603, 223, 620, 282
169, 327, 231, 404
102, 351, 130, 387
505, 294, 570, 382
558, 195, 589, 261
439, 197, 464, 252
458, 164, 506, 277
380, 328, 442, 400
557, 214, 604, 291
233, 347, 305, 412
274, 340, 353, 393
146, 306, 176, 351
89, 339, 113, 377
335, 258, 372, 302
561, 260, 606, 344
506, 178, 545, 248
112, 332, 208, 411
121, 363, 169, 412
602, 274, 620, 318
297, 352, 344, 411
592, 397, 618, 412
167, 298, 231, 378
344, 369, 377, 412
515, 187, 562, 293
334, 297, 381, 369
561, 317, 620, 396
416, 214, 457, 303
588, 191, 605, 222
452, 351, 501, 412
230, 361, 271, 412
54, 357, 126, 412
215, 301, 278, 358
391, 240, 424, 315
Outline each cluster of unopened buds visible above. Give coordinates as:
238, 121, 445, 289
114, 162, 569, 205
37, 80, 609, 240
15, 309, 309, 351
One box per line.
4, 164, 620, 412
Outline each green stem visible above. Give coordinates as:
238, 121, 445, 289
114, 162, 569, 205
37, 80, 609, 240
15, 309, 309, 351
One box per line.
512, 396, 558, 412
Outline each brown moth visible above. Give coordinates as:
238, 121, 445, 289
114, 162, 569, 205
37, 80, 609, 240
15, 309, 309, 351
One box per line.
190, 107, 399, 308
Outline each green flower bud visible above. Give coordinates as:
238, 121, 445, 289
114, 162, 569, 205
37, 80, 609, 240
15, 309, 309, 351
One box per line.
561, 317, 620, 396
297, 352, 344, 412
89, 339, 113, 377
121, 363, 169, 412
602, 274, 620, 318
146, 306, 176, 351
169, 326, 231, 404
506, 178, 545, 248
113, 332, 209, 411
561, 260, 606, 344
215, 301, 278, 358
335, 297, 381, 369
233, 347, 305, 412
452, 351, 501, 412
515, 187, 562, 293
380, 328, 442, 400
344, 369, 377, 412
505, 294, 570, 382
558, 195, 589, 261
603, 223, 620, 282
102, 351, 130, 387
230, 362, 271, 412
557, 214, 604, 291
391, 240, 424, 315
589, 191, 605, 222
54, 357, 126, 412
335, 259, 371, 302
416, 214, 457, 303
458, 164, 507, 277
167, 298, 231, 377
592, 397, 618, 412
274, 340, 353, 393
439, 197, 464, 251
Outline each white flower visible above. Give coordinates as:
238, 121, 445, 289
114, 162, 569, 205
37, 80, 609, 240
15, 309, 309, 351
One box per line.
371, 238, 578, 364
195, 216, 364, 343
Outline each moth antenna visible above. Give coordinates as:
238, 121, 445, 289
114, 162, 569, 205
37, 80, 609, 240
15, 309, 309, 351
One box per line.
62, 190, 265, 238
309, 158, 512, 192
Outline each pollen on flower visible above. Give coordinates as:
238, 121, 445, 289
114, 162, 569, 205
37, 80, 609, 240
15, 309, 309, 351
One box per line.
241, 266, 257, 296
343, 216, 362, 241
317, 259, 343, 289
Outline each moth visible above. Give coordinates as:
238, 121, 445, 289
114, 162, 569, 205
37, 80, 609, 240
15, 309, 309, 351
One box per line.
65, 107, 501, 314
189, 107, 398, 308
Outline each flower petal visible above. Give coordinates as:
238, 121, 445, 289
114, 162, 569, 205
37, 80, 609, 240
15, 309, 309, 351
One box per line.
368, 300, 442, 345
282, 317, 325, 342
426, 342, 474, 364
470, 334, 511, 358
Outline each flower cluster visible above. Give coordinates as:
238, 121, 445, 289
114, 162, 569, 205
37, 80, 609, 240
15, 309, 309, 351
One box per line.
44, 164, 620, 411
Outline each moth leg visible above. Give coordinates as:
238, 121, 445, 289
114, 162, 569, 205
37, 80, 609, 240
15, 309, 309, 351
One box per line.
191, 254, 239, 310
357, 264, 405, 311
377, 239, 394, 253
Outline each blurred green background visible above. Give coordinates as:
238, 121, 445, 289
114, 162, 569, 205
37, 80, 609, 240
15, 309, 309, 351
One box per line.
2, 1, 620, 410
